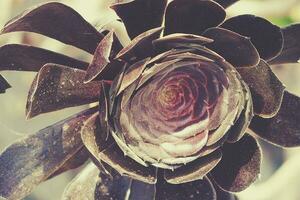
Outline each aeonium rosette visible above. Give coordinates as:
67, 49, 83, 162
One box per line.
3, 0, 300, 199
109, 33, 252, 170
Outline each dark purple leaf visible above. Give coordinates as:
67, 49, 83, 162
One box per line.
129, 180, 156, 200
0, 108, 97, 200
211, 134, 261, 192
164, 0, 226, 35
111, 0, 167, 39
203, 27, 260, 68
100, 29, 123, 58
221, 15, 283, 61
269, 24, 300, 64
0, 44, 88, 71
0, 74, 11, 94
47, 147, 90, 180
1, 2, 104, 54
92, 60, 125, 82
84, 31, 114, 83
26, 64, 102, 119
116, 27, 164, 61
250, 91, 300, 147
237, 60, 284, 117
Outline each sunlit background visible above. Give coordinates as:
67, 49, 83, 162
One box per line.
0, 0, 300, 199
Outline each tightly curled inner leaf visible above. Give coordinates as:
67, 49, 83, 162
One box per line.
111, 51, 245, 169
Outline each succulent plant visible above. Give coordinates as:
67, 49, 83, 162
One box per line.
1, 1, 300, 200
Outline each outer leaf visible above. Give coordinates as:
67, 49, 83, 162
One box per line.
269, 24, 300, 64
111, 0, 167, 39
221, 15, 283, 61
0, 44, 88, 72
47, 147, 90, 180
211, 134, 261, 192
164, 0, 226, 35
156, 175, 216, 200
1, 2, 104, 54
203, 27, 260, 68
26, 64, 102, 119
164, 150, 222, 184
128, 180, 156, 200
249, 91, 300, 147
0, 75, 11, 94
0, 108, 97, 200
237, 60, 285, 118
116, 27, 164, 61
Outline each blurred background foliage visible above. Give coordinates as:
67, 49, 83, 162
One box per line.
0, 0, 300, 199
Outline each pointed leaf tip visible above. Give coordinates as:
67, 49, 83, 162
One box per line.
116, 27, 164, 61
84, 31, 114, 83
0, 75, 11, 94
